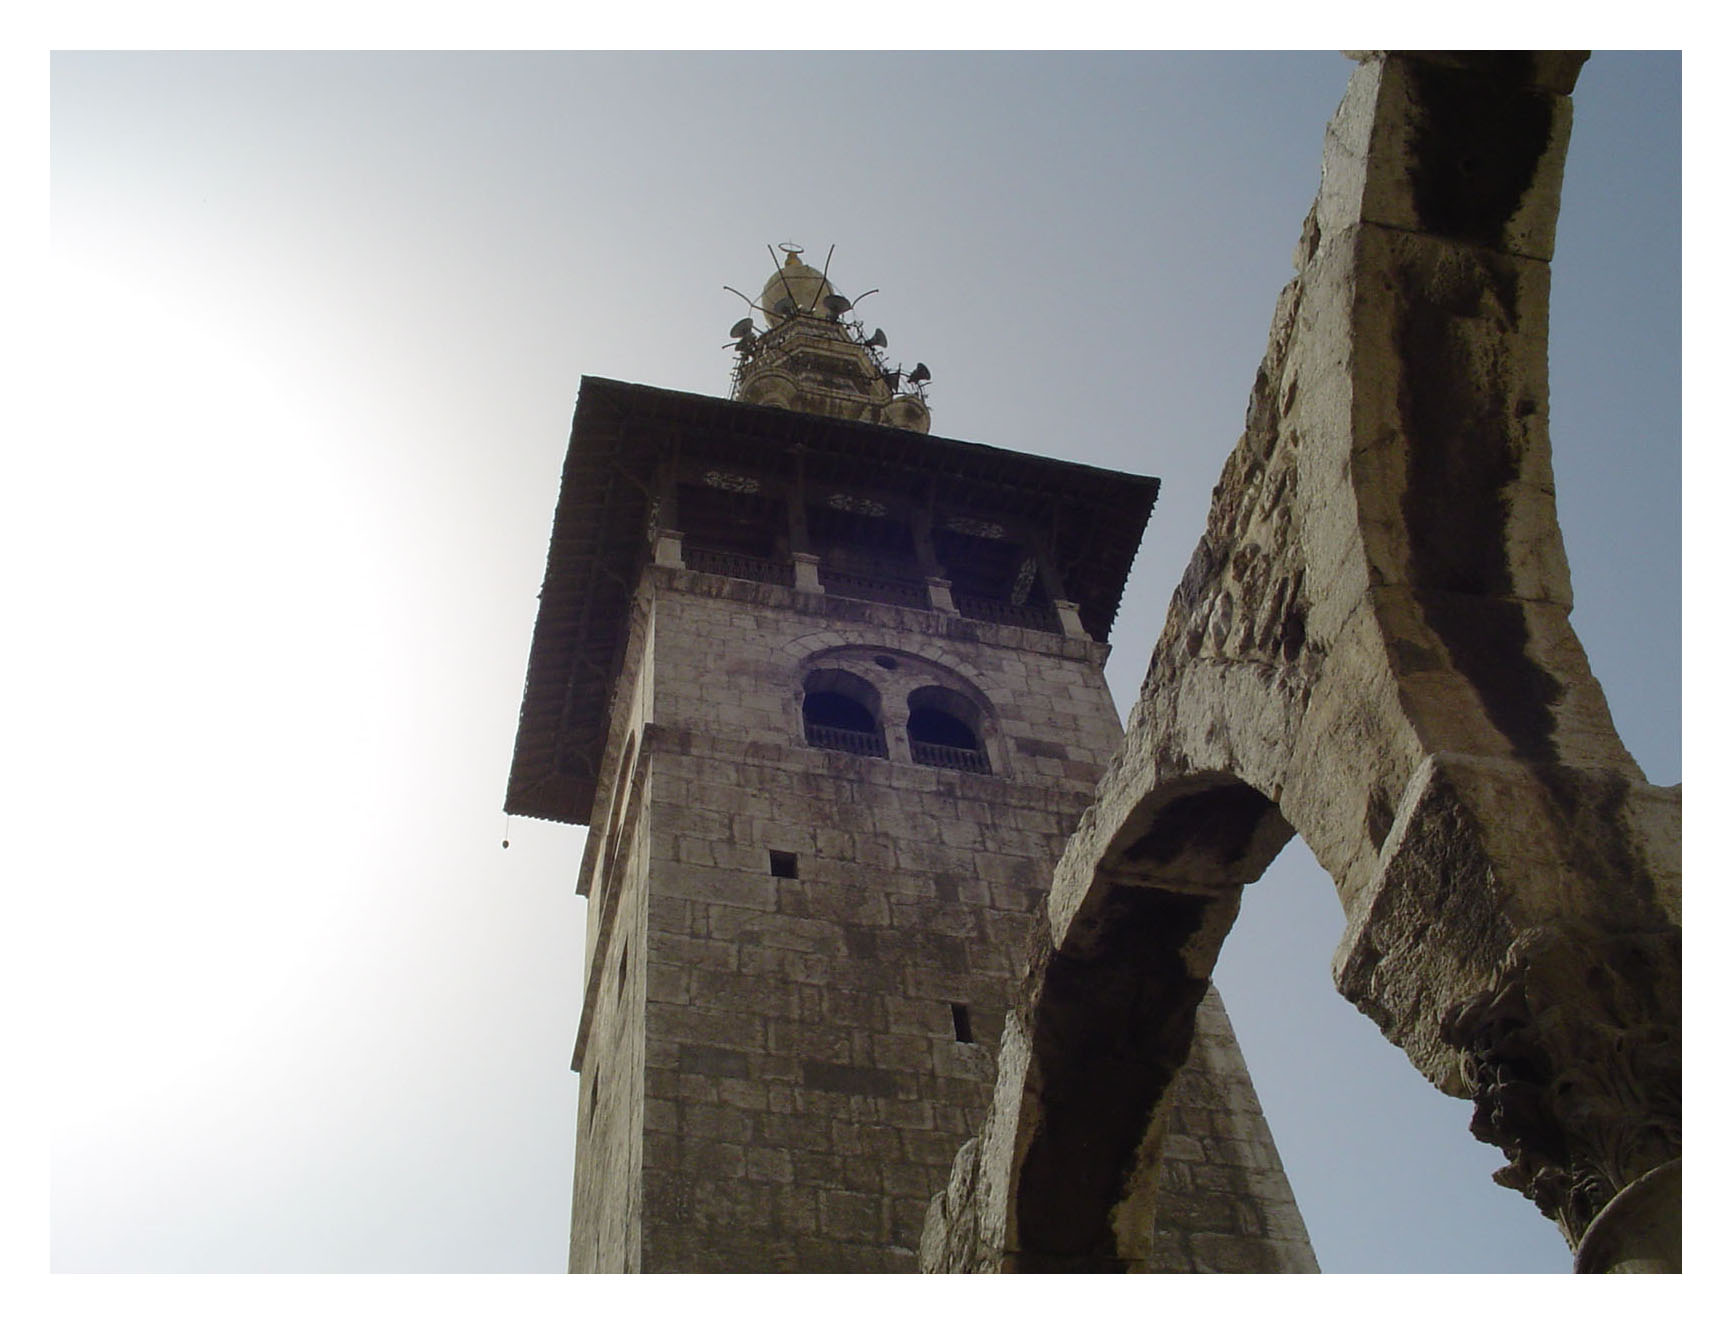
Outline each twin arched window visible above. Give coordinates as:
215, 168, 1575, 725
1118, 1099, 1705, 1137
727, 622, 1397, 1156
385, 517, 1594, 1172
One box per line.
801, 669, 990, 773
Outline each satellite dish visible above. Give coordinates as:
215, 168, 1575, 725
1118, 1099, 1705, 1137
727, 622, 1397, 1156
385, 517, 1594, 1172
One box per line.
909, 363, 931, 386
729, 317, 755, 339
822, 294, 853, 316
865, 328, 888, 349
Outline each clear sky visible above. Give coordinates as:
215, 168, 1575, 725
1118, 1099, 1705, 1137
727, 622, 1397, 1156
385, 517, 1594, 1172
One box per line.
43, 49, 1679, 1281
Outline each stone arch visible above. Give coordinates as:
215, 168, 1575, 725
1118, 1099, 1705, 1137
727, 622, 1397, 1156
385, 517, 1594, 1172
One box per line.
906, 685, 992, 772
780, 629, 996, 699
800, 667, 888, 759
929, 774, 1295, 1271
924, 51, 1679, 1274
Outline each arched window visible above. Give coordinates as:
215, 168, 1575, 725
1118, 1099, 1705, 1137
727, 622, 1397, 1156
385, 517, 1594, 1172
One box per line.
907, 686, 990, 773
802, 669, 888, 759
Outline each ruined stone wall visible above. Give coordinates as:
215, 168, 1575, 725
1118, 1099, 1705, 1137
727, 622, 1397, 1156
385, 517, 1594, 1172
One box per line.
921, 51, 1680, 1274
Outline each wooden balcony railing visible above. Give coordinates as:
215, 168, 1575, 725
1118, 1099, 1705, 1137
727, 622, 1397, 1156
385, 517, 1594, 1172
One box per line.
909, 741, 991, 774
953, 593, 1060, 632
819, 567, 930, 610
803, 722, 889, 759
683, 546, 796, 587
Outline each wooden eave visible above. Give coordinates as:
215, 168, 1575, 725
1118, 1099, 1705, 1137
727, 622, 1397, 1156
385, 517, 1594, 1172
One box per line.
504, 377, 1159, 826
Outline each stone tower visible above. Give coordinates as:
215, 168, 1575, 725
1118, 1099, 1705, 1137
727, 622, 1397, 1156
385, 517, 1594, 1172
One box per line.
505, 248, 1316, 1272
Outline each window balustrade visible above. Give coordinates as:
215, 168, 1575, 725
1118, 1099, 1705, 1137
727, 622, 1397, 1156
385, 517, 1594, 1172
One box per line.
803, 721, 889, 759
909, 740, 991, 774
819, 567, 929, 610
953, 593, 1060, 632
683, 545, 797, 587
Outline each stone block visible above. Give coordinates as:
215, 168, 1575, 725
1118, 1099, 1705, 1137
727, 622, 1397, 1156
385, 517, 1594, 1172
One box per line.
645, 961, 689, 1005
768, 1019, 854, 1064
682, 1100, 753, 1145
889, 1195, 937, 1246
657, 863, 778, 912
674, 1139, 746, 1180
870, 1032, 939, 1074
647, 932, 737, 972
821, 986, 890, 1031
758, 1111, 831, 1152
801, 1060, 901, 1098
646, 1004, 763, 1053
793, 1150, 852, 1192
646, 894, 693, 936
818, 1189, 885, 1243
771, 1184, 819, 1235
672, 1074, 721, 1104
831, 1119, 906, 1161
825, 957, 904, 996
738, 946, 832, 984
745, 1147, 795, 1185
715, 1077, 768, 1112
1186, 1231, 1291, 1274
1153, 1190, 1240, 1236
903, 1128, 979, 1168
882, 1160, 943, 1199
644, 1098, 679, 1134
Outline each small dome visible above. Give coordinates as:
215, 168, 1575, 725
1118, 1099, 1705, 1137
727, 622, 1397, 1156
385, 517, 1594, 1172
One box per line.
761, 252, 840, 325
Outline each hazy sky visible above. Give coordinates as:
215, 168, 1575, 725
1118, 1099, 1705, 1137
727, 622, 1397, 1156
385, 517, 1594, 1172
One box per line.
43, 50, 1679, 1283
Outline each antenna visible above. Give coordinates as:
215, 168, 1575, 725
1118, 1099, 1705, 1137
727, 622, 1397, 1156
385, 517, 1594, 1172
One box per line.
768, 243, 802, 314
814, 244, 837, 315
722, 285, 768, 314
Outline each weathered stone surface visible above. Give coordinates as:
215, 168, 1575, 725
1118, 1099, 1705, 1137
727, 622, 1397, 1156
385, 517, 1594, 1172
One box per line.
565, 498, 1311, 1270
922, 49, 1678, 1273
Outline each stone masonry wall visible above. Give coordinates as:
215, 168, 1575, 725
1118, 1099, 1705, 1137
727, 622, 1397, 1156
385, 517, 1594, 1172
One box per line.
1145, 990, 1314, 1272
571, 563, 1313, 1271
568, 765, 649, 1271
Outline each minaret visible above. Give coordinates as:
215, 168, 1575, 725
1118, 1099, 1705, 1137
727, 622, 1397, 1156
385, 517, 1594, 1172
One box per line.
505, 248, 1314, 1272
730, 246, 931, 432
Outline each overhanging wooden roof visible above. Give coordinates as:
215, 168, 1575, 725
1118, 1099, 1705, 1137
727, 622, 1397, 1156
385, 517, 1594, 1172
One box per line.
504, 377, 1159, 826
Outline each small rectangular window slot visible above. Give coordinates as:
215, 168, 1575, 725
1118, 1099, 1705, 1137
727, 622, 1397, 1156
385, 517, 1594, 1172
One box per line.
769, 851, 799, 879
950, 1002, 974, 1044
